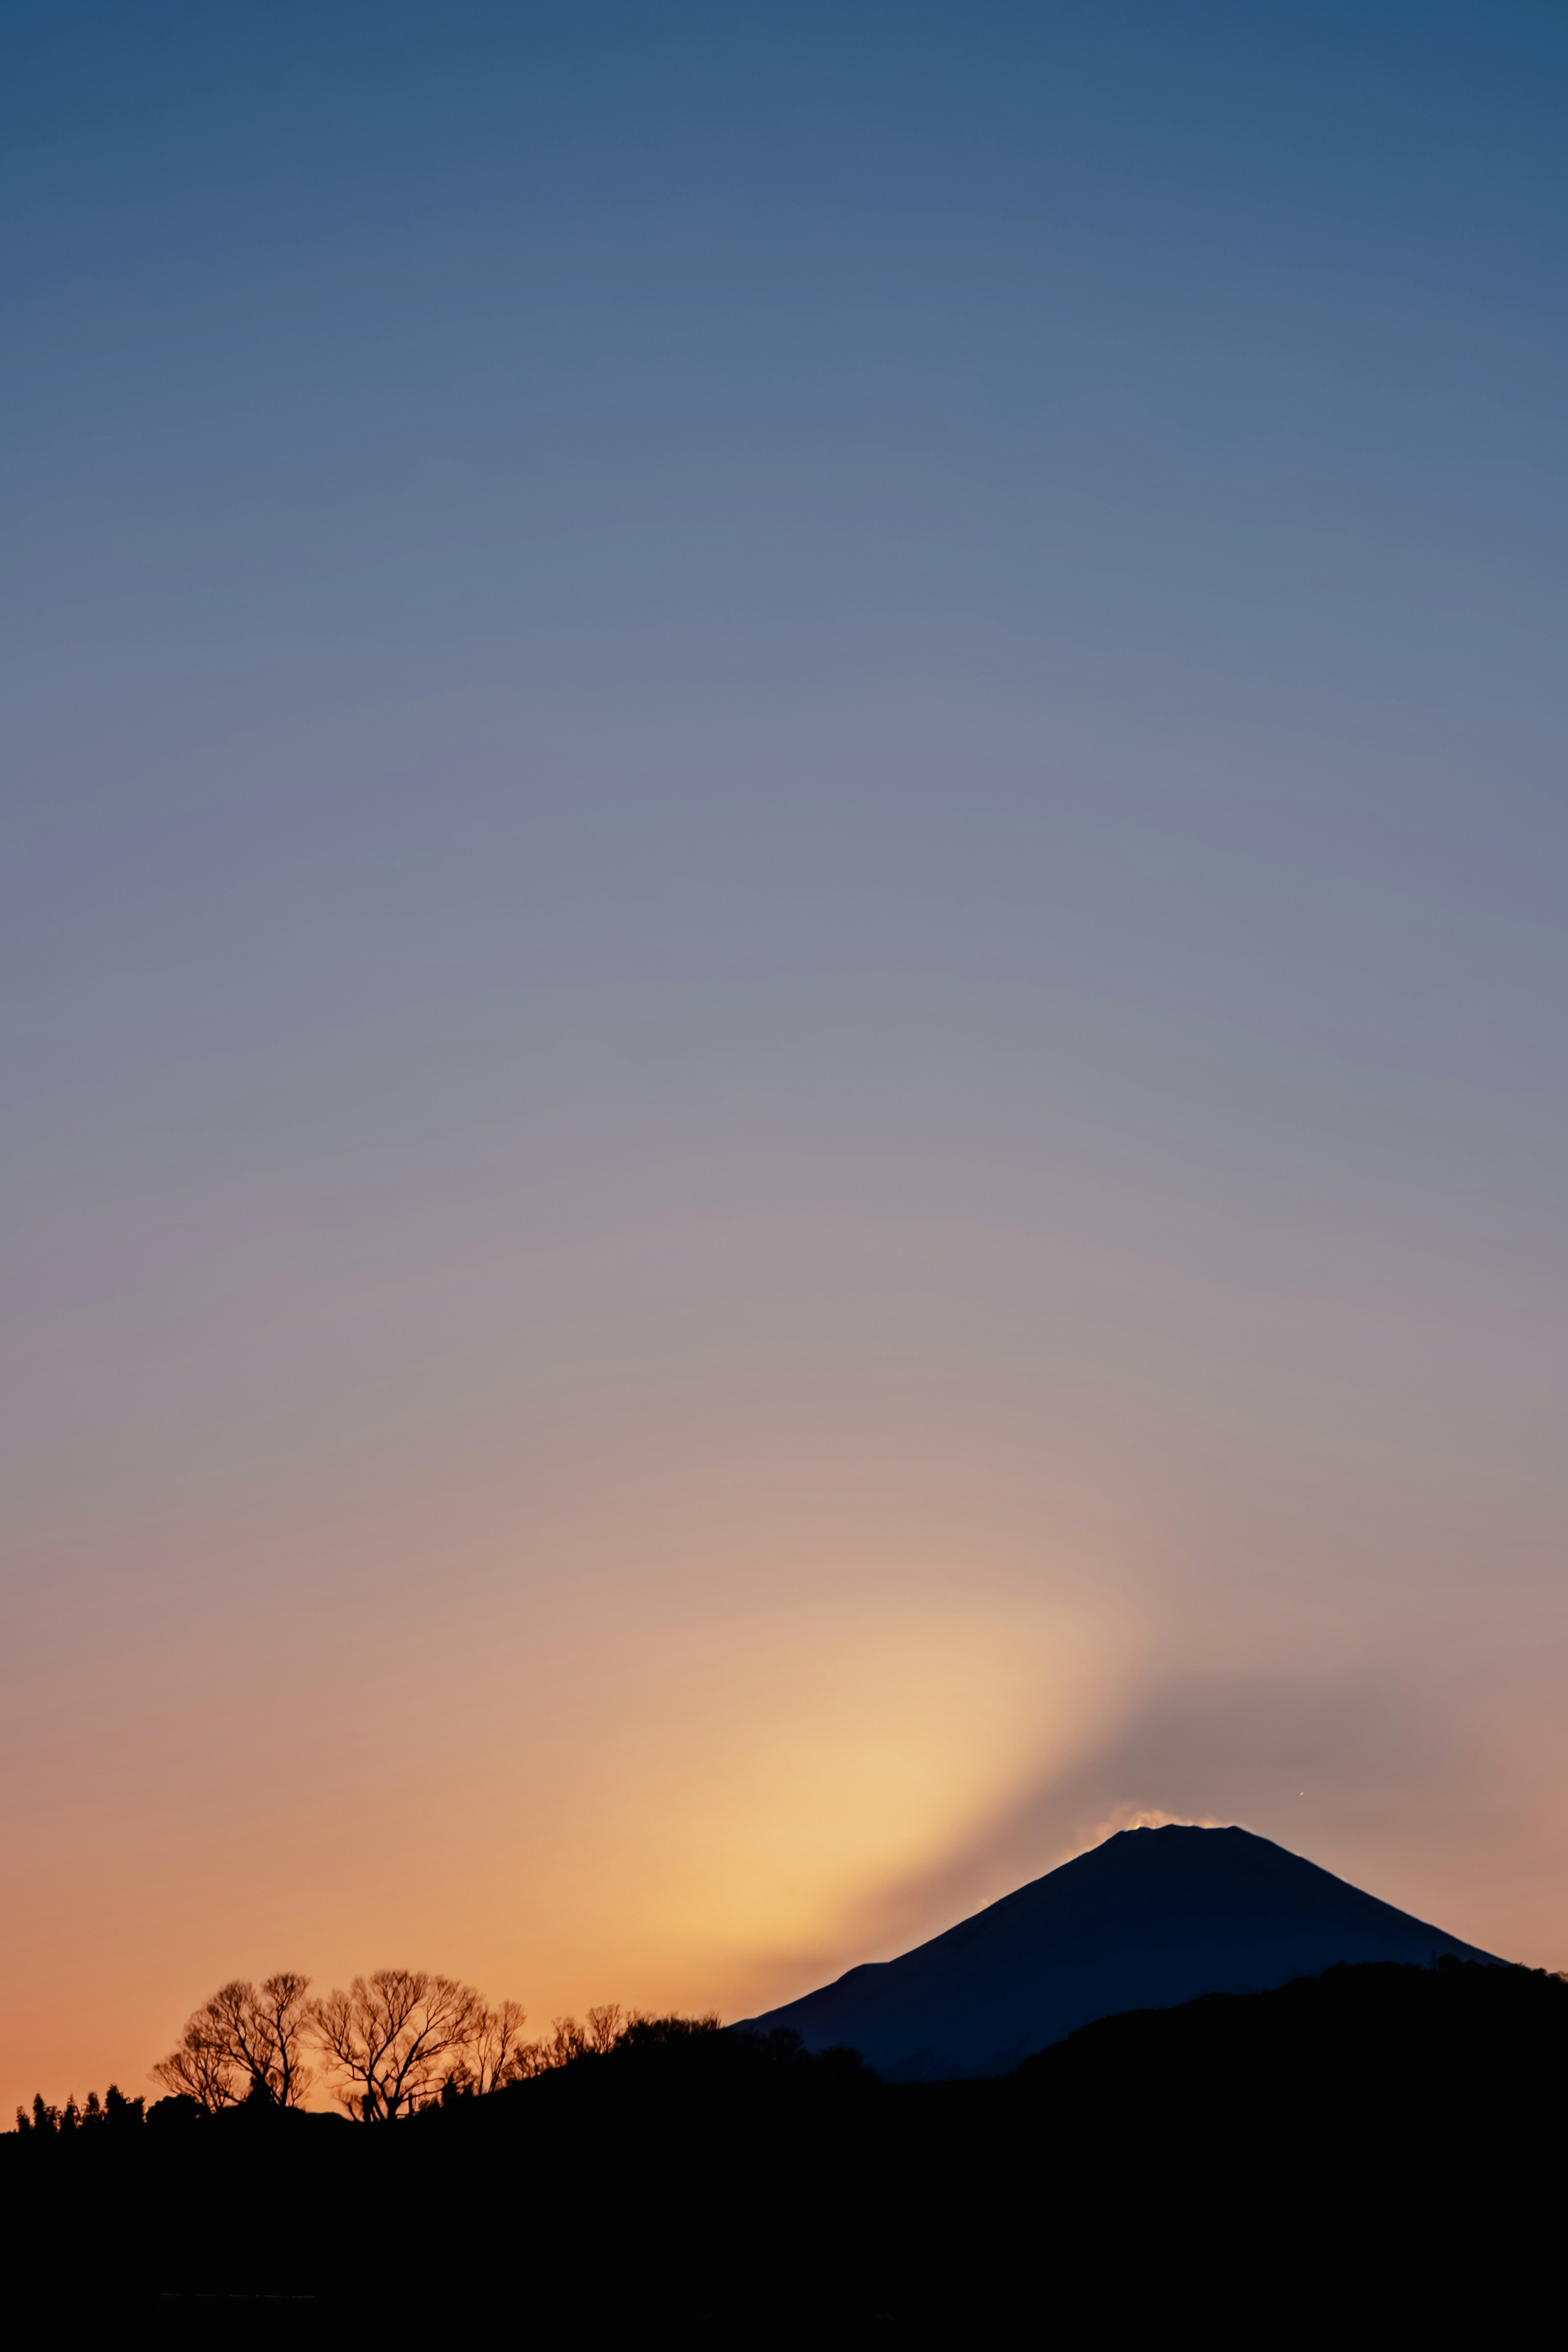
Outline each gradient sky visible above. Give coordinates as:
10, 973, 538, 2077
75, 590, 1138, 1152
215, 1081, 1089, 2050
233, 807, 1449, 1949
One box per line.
4, 0, 1567, 2113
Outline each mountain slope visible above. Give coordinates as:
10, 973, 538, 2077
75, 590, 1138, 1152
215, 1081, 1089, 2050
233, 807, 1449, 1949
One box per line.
738, 1824, 1501, 2078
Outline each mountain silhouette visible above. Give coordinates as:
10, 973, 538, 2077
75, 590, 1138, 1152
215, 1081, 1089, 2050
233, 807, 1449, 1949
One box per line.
739, 1823, 1502, 2078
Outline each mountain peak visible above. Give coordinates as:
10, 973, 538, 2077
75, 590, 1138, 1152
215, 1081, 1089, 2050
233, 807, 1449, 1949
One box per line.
739, 1825, 1500, 2079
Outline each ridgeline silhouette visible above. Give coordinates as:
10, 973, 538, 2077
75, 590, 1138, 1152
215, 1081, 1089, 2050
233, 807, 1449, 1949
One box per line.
740, 1822, 1503, 2074
8, 1829, 1565, 2328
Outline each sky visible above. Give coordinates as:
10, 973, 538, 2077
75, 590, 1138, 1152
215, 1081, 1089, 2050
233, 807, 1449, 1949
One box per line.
3, 0, 1567, 2112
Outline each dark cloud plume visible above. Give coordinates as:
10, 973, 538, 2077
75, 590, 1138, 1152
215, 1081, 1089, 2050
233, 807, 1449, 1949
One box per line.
845, 1673, 1458, 1962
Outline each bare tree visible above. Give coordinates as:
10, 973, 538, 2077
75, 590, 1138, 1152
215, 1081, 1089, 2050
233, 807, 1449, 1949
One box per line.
309, 1970, 486, 2120
585, 2003, 626, 2055
265, 1970, 314, 2105
210, 1973, 314, 2106
442, 1999, 530, 2098
538, 2013, 590, 2069
501, 2036, 549, 2080
471, 1997, 530, 2093
152, 2014, 243, 2111
151, 1973, 314, 2111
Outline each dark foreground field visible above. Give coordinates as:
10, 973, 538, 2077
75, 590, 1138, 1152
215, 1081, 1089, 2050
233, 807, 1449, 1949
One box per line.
6, 1958, 1564, 2337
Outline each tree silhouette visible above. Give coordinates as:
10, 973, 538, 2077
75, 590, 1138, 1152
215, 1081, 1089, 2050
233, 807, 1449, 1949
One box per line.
16, 2084, 143, 2133
151, 2014, 242, 2111
152, 1972, 313, 2110
309, 1970, 486, 2120
540, 2014, 590, 2069
440, 1999, 531, 2098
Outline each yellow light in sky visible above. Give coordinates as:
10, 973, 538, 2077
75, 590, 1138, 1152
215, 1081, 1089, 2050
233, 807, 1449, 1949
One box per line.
467, 1560, 1140, 2020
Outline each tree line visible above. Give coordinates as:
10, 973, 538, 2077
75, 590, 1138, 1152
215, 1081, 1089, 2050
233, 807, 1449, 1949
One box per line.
17, 2086, 145, 2135
16, 1968, 694, 2129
